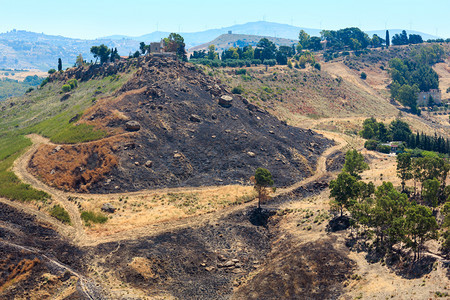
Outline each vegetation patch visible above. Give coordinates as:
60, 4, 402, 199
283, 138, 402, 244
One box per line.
49, 204, 71, 224
81, 210, 108, 225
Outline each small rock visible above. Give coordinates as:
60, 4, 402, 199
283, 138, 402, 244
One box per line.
101, 203, 116, 213
50, 169, 56, 175
247, 151, 256, 157
189, 114, 201, 122
269, 130, 275, 134
231, 259, 240, 263
134, 161, 140, 166
219, 95, 233, 107
145, 160, 153, 168
211, 135, 216, 139
174, 153, 182, 158
205, 266, 215, 272
223, 261, 235, 267
217, 254, 227, 261
53, 145, 62, 153
125, 120, 141, 131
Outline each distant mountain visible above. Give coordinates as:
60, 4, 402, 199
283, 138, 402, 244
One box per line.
102, 21, 438, 48
0, 23, 441, 71
0, 30, 140, 71
189, 34, 297, 53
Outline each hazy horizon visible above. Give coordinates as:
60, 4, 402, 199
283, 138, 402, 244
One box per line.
1, 0, 449, 39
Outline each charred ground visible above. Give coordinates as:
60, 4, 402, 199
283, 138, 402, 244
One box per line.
28, 55, 332, 193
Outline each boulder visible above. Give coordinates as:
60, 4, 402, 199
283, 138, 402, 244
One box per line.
247, 151, 256, 157
189, 114, 201, 122
219, 95, 233, 107
101, 203, 116, 213
125, 120, 141, 131
145, 160, 153, 168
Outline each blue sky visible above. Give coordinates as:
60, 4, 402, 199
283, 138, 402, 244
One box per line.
0, 0, 449, 39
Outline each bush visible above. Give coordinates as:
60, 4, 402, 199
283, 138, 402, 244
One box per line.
40, 77, 49, 87
235, 68, 247, 75
263, 59, 276, 66
360, 72, 367, 80
61, 84, 71, 93
81, 210, 108, 224
251, 59, 262, 65
231, 86, 244, 94
67, 78, 78, 89
314, 63, 321, 71
50, 205, 71, 224
364, 139, 379, 151
376, 144, 391, 154
48, 69, 56, 74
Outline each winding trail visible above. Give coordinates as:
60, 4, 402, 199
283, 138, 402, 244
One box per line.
6, 131, 348, 247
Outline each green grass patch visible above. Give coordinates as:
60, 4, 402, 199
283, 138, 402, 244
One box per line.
81, 210, 108, 224
50, 204, 71, 224
0, 134, 49, 201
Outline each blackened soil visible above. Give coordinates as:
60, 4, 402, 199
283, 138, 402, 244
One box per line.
233, 238, 355, 300
0, 203, 86, 298
95, 207, 276, 299
326, 150, 345, 172
86, 56, 332, 193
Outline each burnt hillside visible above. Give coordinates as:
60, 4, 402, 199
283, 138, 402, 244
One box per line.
29, 55, 332, 193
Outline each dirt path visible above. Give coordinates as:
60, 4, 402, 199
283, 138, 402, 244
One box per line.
6, 131, 349, 247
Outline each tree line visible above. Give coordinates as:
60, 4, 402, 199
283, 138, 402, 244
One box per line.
361, 117, 450, 156
330, 149, 449, 261
388, 44, 445, 114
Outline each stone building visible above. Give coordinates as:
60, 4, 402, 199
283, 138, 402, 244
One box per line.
149, 40, 164, 53
417, 89, 442, 106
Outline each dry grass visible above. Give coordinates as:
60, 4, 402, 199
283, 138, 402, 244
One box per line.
71, 185, 254, 236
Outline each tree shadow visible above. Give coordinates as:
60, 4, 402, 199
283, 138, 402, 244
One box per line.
248, 208, 276, 228
326, 216, 352, 232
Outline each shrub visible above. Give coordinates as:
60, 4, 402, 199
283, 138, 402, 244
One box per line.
68, 78, 78, 89
251, 59, 262, 65
376, 144, 391, 154
48, 69, 56, 74
287, 59, 293, 69
50, 205, 71, 224
314, 63, 321, 71
364, 139, 379, 150
360, 72, 367, 80
81, 210, 108, 224
232, 86, 244, 94
235, 68, 247, 75
61, 84, 71, 93
263, 59, 276, 66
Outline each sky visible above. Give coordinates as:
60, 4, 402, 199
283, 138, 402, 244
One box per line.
0, 0, 449, 39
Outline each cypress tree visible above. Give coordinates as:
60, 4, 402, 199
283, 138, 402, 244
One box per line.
386, 30, 390, 47
58, 58, 62, 71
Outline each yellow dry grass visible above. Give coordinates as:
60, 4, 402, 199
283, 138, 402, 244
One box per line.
76, 185, 255, 236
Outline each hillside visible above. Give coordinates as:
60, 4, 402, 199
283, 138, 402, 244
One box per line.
0, 30, 140, 70
189, 33, 297, 53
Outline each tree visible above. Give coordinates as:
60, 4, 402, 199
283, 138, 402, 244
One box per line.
397, 153, 412, 192
256, 38, 276, 61
409, 34, 423, 44
389, 119, 412, 142
392, 30, 409, 46
207, 44, 218, 60
110, 48, 120, 62
343, 150, 369, 179
75, 54, 84, 67
164, 33, 187, 61
58, 58, 62, 71
298, 30, 311, 50
386, 30, 390, 47
139, 42, 148, 54
405, 204, 437, 260
371, 34, 384, 48
397, 84, 420, 113
253, 168, 274, 210
329, 172, 359, 217
90, 44, 111, 64
422, 178, 440, 207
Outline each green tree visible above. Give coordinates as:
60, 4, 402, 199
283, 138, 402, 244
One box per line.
389, 119, 412, 142
329, 172, 359, 217
253, 168, 274, 210
343, 150, 369, 179
422, 178, 440, 207
397, 153, 412, 192
386, 30, 390, 47
90, 44, 111, 64
58, 58, 62, 71
164, 33, 187, 61
405, 204, 437, 260
207, 44, 218, 60
256, 38, 276, 61
298, 30, 311, 50
139, 42, 148, 54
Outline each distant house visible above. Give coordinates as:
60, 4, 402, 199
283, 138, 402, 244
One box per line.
149, 40, 164, 53
417, 89, 442, 106
380, 141, 404, 153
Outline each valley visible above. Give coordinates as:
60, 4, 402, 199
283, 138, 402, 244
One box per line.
0, 40, 449, 299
